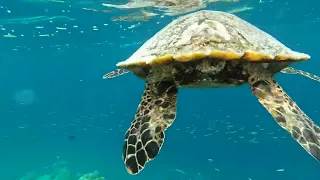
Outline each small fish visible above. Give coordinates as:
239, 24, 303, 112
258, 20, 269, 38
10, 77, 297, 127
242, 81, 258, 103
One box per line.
82, 7, 111, 13
174, 168, 186, 174
226, 6, 254, 14
68, 135, 76, 140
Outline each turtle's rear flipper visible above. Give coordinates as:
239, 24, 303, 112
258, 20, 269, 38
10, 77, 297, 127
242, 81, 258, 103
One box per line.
123, 81, 178, 175
249, 74, 320, 162
102, 69, 129, 79
281, 67, 320, 82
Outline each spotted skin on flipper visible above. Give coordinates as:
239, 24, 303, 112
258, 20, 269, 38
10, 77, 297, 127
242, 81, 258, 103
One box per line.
249, 71, 320, 162
281, 67, 320, 83
102, 69, 129, 79
123, 81, 177, 175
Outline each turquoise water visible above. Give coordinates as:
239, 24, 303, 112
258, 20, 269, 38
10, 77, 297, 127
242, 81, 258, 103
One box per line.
0, 0, 319, 180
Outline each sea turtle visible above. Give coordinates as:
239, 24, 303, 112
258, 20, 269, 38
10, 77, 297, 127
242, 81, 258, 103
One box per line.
102, 0, 239, 16
103, 66, 320, 83
104, 10, 320, 175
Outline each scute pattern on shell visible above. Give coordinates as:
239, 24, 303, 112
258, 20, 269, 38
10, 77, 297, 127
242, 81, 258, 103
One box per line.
117, 10, 308, 66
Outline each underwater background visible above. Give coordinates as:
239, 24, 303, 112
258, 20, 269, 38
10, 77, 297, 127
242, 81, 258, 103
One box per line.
0, 0, 319, 179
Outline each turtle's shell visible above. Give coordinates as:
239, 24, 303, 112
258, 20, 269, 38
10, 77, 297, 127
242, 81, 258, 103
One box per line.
116, 10, 310, 68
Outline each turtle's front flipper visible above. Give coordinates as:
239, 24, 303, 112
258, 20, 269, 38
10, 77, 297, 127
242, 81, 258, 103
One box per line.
102, 69, 129, 79
281, 67, 320, 82
123, 81, 178, 175
249, 73, 320, 162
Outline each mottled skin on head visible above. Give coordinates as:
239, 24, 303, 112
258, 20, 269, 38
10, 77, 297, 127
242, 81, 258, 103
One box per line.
103, 10, 320, 175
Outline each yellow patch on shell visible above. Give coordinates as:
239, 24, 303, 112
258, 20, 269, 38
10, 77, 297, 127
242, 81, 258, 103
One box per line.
274, 55, 291, 61
150, 55, 174, 65
209, 50, 241, 60
174, 52, 206, 62
274, 54, 309, 61
241, 51, 272, 61
116, 50, 310, 68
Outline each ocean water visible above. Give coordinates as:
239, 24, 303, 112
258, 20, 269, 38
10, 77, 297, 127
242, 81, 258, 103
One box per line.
0, 0, 319, 180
